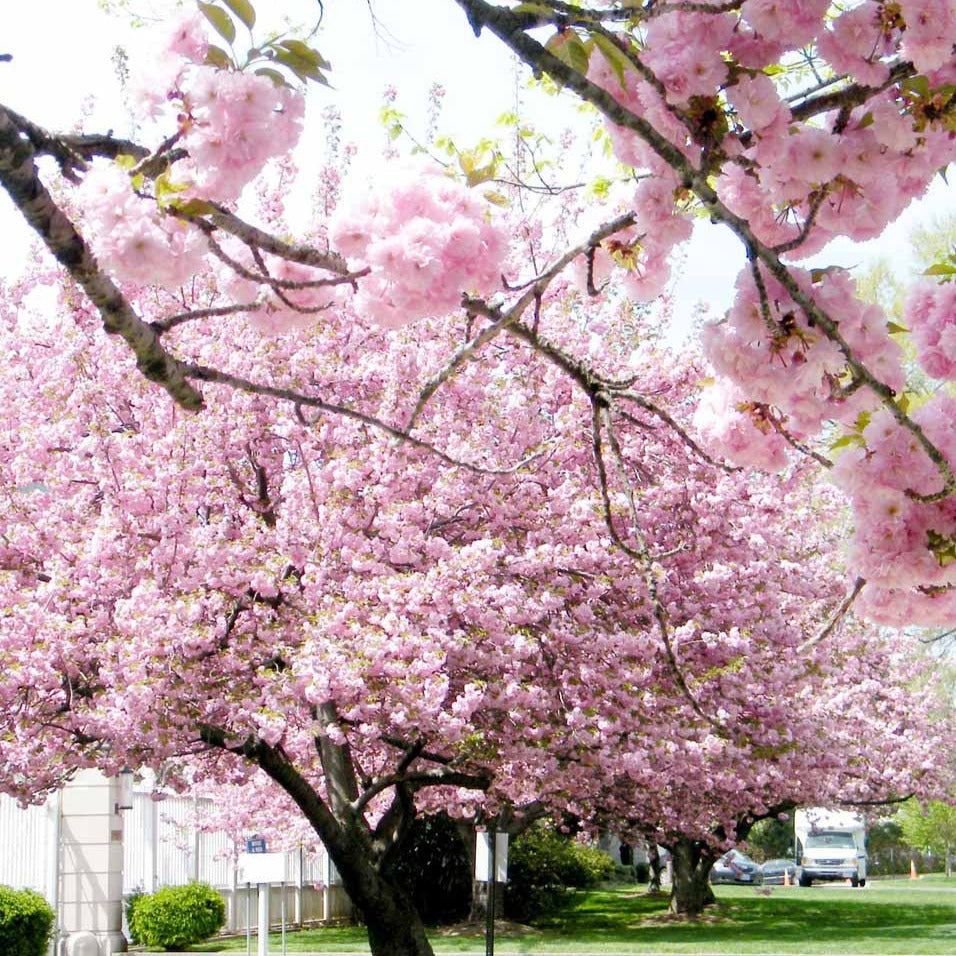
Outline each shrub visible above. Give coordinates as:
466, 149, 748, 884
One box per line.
0, 885, 55, 956
505, 824, 614, 922
125, 889, 145, 944
127, 882, 225, 951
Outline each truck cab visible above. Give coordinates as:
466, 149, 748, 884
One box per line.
795, 809, 867, 888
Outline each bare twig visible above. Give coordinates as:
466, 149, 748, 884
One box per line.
591, 399, 725, 733
798, 576, 866, 653
183, 362, 539, 476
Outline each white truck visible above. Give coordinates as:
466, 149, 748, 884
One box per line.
795, 808, 867, 887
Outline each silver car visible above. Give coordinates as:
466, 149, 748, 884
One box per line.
710, 849, 760, 885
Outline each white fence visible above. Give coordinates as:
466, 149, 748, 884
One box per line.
0, 789, 350, 928
0, 795, 55, 897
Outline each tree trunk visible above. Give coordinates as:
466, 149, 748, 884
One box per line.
669, 837, 716, 917
243, 734, 437, 956
648, 842, 663, 893
946, 841, 952, 879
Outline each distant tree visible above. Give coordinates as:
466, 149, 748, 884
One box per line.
747, 818, 793, 863
899, 798, 956, 877
867, 820, 911, 876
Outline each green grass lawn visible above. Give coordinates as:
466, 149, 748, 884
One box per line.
186, 879, 956, 954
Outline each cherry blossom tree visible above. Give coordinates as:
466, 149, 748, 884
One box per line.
0, 1, 953, 621
0, 251, 949, 942
0, 2, 954, 950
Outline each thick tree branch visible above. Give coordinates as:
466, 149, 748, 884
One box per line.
0, 105, 204, 410
789, 61, 917, 125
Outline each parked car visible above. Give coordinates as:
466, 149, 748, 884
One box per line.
710, 849, 760, 885
759, 858, 798, 885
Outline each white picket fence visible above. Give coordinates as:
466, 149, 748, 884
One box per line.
0, 790, 351, 930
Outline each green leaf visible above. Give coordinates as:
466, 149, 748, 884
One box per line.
197, 2, 236, 45
114, 154, 137, 171
154, 170, 190, 207
173, 198, 217, 217
277, 39, 330, 70
513, 2, 555, 15
886, 320, 910, 335
902, 74, 930, 98
254, 67, 288, 88
567, 35, 591, 75
924, 262, 956, 277
204, 44, 233, 70
545, 30, 590, 77
590, 32, 629, 89
829, 434, 864, 451
483, 190, 510, 207
221, 0, 255, 30
465, 161, 498, 188
855, 111, 874, 130
271, 45, 329, 85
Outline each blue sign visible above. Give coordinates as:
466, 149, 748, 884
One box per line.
246, 835, 267, 854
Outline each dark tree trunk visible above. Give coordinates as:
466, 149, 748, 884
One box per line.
648, 841, 663, 893
335, 828, 436, 956
227, 732, 438, 956
669, 837, 716, 917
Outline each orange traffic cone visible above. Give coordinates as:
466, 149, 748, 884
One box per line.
783, 869, 791, 887
910, 859, 919, 880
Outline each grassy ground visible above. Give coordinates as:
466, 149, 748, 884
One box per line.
185, 878, 956, 954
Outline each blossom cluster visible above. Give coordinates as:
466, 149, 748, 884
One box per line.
830, 395, 956, 626
74, 11, 304, 291
906, 281, 956, 381
75, 161, 206, 291
329, 165, 507, 327
702, 267, 904, 440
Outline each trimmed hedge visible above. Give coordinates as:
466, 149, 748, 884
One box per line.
127, 882, 225, 951
0, 885, 55, 956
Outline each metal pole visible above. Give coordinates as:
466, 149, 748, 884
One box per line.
246, 882, 252, 956
257, 883, 270, 956
485, 825, 496, 956
281, 880, 286, 956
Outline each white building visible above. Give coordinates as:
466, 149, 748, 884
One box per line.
0, 772, 349, 955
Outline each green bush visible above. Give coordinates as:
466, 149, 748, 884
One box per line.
505, 825, 614, 922
0, 885, 55, 956
125, 889, 145, 944
127, 882, 225, 951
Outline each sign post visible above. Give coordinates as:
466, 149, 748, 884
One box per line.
475, 828, 509, 956
486, 824, 496, 956
239, 838, 288, 956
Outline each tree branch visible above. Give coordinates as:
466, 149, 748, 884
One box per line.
451, 0, 956, 502
798, 576, 866, 653
0, 105, 204, 410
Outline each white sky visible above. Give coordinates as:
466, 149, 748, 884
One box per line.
1, 0, 953, 328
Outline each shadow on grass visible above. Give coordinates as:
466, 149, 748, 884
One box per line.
524, 886, 956, 950
186, 884, 956, 953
